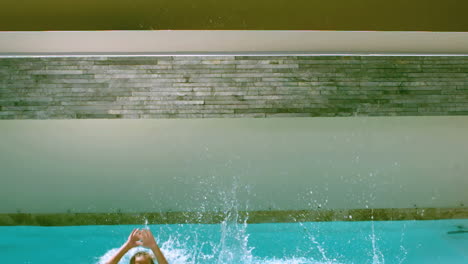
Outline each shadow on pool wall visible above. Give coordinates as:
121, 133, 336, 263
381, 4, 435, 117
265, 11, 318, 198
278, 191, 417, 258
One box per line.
0, 116, 467, 226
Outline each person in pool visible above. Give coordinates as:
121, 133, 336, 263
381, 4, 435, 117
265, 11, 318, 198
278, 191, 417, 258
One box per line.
106, 228, 168, 264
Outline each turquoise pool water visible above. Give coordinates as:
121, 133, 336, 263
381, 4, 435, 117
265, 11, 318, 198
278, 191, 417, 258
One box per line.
1, 219, 467, 264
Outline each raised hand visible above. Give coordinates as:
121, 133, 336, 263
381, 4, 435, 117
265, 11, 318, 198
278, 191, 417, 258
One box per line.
139, 229, 168, 264
105, 229, 144, 264
125, 228, 143, 248
139, 229, 158, 248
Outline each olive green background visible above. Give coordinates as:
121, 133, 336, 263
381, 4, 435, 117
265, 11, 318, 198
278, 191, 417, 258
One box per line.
1, 0, 467, 31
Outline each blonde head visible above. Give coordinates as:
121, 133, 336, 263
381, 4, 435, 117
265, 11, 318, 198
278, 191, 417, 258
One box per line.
130, 251, 155, 264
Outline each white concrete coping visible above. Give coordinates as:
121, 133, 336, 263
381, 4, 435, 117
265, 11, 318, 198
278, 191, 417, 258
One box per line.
1, 30, 468, 56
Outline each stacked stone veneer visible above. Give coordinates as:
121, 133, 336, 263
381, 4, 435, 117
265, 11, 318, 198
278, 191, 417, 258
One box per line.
0, 56, 467, 119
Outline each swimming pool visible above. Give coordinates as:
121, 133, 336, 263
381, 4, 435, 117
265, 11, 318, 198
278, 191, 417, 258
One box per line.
1, 219, 467, 264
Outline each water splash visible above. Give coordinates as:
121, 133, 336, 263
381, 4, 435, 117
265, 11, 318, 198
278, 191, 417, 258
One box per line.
97, 244, 345, 264
96, 176, 406, 264
214, 175, 254, 264
396, 223, 408, 264
298, 222, 335, 263
98, 246, 155, 264
369, 217, 385, 264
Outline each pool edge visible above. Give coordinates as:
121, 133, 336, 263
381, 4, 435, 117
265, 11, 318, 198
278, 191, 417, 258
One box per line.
1, 207, 467, 226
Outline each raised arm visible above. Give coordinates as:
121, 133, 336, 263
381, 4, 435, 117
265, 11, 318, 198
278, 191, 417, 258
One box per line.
140, 229, 169, 264
106, 228, 143, 264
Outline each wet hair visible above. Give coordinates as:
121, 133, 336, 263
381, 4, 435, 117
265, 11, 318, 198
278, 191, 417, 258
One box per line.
130, 251, 155, 264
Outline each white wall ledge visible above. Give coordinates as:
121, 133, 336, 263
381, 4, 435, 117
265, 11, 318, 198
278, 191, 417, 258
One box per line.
1, 30, 468, 56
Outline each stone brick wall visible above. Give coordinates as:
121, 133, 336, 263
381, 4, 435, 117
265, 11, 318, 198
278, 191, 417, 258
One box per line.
1, 56, 467, 119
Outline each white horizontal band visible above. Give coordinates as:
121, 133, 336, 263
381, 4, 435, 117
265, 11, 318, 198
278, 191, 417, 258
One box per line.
1, 30, 468, 56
